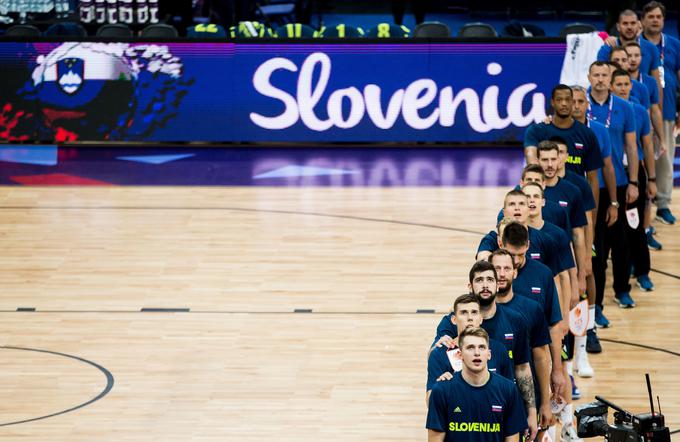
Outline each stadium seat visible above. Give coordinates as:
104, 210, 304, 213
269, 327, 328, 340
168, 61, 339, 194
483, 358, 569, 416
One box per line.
140, 24, 179, 38
44, 22, 88, 37
96, 23, 134, 38
458, 22, 497, 37
275, 23, 319, 38
232, 21, 276, 38
187, 23, 227, 39
414, 22, 451, 38
5, 24, 41, 37
319, 24, 364, 38
365, 23, 411, 38
559, 22, 597, 37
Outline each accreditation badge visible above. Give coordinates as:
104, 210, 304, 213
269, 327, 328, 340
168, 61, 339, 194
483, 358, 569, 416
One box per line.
569, 300, 589, 337
658, 65, 665, 88
626, 207, 640, 229
446, 346, 463, 372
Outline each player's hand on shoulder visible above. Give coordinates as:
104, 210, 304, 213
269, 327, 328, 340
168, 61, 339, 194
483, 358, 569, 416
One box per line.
436, 372, 453, 382
434, 335, 455, 349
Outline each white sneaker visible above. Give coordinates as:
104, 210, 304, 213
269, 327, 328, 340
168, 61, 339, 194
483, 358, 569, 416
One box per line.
561, 424, 584, 442
575, 352, 594, 378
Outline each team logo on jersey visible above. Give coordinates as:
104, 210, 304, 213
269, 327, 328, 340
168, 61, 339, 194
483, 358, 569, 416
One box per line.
530, 252, 541, 260
454, 406, 462, 413
504, 333, 514, 340
531, 287, 541, 294
574, 143, 584, 150
559, 200, 569, 207
57, 58, 85, 95
491, 405, 503, 413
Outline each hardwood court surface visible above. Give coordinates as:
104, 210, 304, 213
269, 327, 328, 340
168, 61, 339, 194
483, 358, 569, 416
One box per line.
0, 187, 678, 441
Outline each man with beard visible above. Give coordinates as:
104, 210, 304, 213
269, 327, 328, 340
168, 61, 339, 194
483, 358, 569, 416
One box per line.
524, 85, 609, 210
432, 261, 536, 441
498, 222, 566, 402
537, 142, 588, 304
489, 250, 554, 435
427, 327, 527, 442
597, 9, 662, 85
427, 293, 514, 405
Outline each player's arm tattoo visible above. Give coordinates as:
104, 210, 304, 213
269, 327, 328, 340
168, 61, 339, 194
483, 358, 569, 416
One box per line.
516, 367, 536, 411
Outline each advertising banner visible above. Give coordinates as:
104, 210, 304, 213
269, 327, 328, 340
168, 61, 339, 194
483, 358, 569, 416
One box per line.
0, 41, 566, 143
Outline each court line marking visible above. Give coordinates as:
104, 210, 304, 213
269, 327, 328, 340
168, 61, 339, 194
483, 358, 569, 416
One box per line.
0, 346, 114, 427
0, 204, 678, 279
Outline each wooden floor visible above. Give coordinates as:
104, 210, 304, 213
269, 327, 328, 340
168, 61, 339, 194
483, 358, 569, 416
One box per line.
0, 187, 678, 441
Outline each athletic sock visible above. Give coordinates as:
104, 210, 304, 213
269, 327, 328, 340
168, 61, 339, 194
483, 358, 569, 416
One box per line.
588, 305, 595, 330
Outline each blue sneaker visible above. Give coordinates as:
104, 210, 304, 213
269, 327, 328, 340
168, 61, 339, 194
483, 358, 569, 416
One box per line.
656, 208, 676, 225
586, 328, 602, 353
570, 374, 581, 399
637, 274, 654, 291
647, 229, 663, 250
614, 292, 636, 308
594, 305, 610, 328
648, 225, 656, 235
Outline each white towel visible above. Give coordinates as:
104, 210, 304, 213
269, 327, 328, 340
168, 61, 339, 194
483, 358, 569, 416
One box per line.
560, 32, 604, 88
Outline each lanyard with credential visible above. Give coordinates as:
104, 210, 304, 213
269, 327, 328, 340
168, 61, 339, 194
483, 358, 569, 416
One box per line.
587, 94, 613, 128
658, 34, 666, 88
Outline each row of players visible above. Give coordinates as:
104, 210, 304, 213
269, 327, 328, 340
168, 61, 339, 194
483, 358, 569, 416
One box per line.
424, 38, 675, 439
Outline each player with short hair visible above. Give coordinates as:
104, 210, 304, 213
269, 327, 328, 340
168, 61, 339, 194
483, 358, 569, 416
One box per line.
569, 85, 619, 337
426, 326, 527, 442
610, 68, 657, 293
427, 293, 514, 404
524, 84, 610, 211
432, 261, 537, 440
588, 60, 639, 311
489, 250, 554, 432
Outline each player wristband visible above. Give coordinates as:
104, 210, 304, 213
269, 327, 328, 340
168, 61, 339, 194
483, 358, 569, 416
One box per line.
628, 180, 638, 186
648, 177, 656, 182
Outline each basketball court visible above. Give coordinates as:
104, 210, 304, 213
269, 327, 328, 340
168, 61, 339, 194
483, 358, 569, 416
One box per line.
0, 146, 678, 440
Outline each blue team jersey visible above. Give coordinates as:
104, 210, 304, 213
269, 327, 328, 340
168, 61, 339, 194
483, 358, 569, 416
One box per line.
513, 258, 562, 326
427, 338, 514, 391
643, 33, 680, 121
500, 295, 551, 348
427, 372, 527, 441
588, 93, 635, 187
524, 120, 603, 176
597, 37, 661, 75
630, 79, 651, 109
544, 177, 588, 229
636, 72, 660, 106
632, 101, 651, 160
538, 220, 575, 272
564, 170, 596, 212
434, 307, 531, 366
477, 227, 561, 276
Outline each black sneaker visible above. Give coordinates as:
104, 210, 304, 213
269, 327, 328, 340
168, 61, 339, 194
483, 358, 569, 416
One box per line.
586, 329, 602, 353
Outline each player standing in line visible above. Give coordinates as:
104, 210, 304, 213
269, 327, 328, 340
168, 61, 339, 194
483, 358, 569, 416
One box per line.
427, 327, 527, 442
